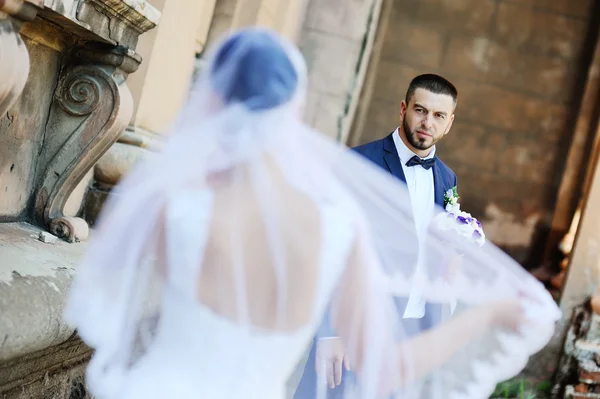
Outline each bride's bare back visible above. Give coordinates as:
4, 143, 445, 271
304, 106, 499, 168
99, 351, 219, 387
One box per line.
198, 157, 323, 332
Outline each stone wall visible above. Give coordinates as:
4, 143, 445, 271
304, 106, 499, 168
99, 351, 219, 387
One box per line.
351, 0, 599, 267
299, 0, 379, 140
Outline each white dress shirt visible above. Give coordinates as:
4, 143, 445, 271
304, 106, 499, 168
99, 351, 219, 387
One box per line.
392, 128, 436, 319
392, 128, 436, 237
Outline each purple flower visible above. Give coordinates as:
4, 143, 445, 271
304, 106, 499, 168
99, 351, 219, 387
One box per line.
457, 216, 469, 225
473, 230, 483, 239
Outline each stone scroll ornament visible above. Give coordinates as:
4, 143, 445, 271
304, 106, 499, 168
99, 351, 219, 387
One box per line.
35, 54, 134, 243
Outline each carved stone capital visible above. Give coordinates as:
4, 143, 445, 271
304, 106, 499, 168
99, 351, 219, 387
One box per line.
34, 47, 136, 242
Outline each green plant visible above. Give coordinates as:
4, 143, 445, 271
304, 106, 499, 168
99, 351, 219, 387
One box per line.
490, 378, 551, 399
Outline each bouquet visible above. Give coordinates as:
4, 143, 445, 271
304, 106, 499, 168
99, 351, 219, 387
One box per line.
434, 186, 485, 247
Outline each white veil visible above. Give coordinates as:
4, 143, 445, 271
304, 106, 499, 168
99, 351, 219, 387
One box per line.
65, 28, 560, 399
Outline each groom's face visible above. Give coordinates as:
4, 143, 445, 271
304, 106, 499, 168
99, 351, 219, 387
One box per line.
400, 88, 455, 152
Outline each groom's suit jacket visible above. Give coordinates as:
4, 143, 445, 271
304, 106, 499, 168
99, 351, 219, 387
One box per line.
318, 131, 458, 339
352, 131, 457, 209
352, 131, 458, 336
295, 132, 460, 399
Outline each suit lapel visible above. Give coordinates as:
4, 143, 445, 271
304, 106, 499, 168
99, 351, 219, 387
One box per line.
382, 132, 407, 183
382, 132, 446, 207
432, 158, 445, 208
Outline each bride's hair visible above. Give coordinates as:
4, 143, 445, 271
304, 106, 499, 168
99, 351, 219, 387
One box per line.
209, 29, 299, 111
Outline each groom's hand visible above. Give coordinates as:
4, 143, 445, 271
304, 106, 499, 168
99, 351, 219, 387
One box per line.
315, 337, 351, 388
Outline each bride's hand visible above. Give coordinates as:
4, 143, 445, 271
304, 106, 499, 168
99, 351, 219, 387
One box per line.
487, 299, 526, 333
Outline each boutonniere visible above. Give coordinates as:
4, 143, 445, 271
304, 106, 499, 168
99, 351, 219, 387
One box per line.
443, 186, 460, 212
435, 186, 486, 247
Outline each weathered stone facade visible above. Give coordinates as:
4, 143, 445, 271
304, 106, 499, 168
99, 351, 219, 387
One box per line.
0, 1, 159, 397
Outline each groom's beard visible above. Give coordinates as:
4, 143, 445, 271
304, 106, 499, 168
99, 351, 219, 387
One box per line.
403, 118, 436, 151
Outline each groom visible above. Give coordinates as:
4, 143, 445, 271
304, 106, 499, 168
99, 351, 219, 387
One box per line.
294, 74, 459, 399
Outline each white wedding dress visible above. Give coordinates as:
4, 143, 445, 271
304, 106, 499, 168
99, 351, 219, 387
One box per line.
118, 189, 356, 399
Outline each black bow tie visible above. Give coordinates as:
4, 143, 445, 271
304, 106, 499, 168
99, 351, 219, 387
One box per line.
405, 155, 436, 170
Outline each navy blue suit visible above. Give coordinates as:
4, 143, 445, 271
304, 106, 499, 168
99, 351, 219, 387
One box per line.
293, 132, 458, 399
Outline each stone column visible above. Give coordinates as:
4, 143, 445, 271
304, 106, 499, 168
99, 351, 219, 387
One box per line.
298, 0, 381, 141
130, 0, 211, 133
278, 0, 309, 41
204, 0, 237, 50
196, 0, 219, 53
540, 26, 600, 274
560, 131, 600, 317
532, 119, 600, 387
204, 0, 310, 49
254, 0, 308, 40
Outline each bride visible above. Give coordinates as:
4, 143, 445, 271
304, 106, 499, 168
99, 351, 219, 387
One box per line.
65, 28, 560, 399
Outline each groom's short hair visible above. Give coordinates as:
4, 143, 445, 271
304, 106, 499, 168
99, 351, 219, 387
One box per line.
405, 74, 458, 107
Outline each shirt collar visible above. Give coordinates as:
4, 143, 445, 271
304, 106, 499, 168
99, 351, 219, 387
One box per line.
392, 127, 436, 163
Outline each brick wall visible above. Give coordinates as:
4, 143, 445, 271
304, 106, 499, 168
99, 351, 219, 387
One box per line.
353, 0, 599, 267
